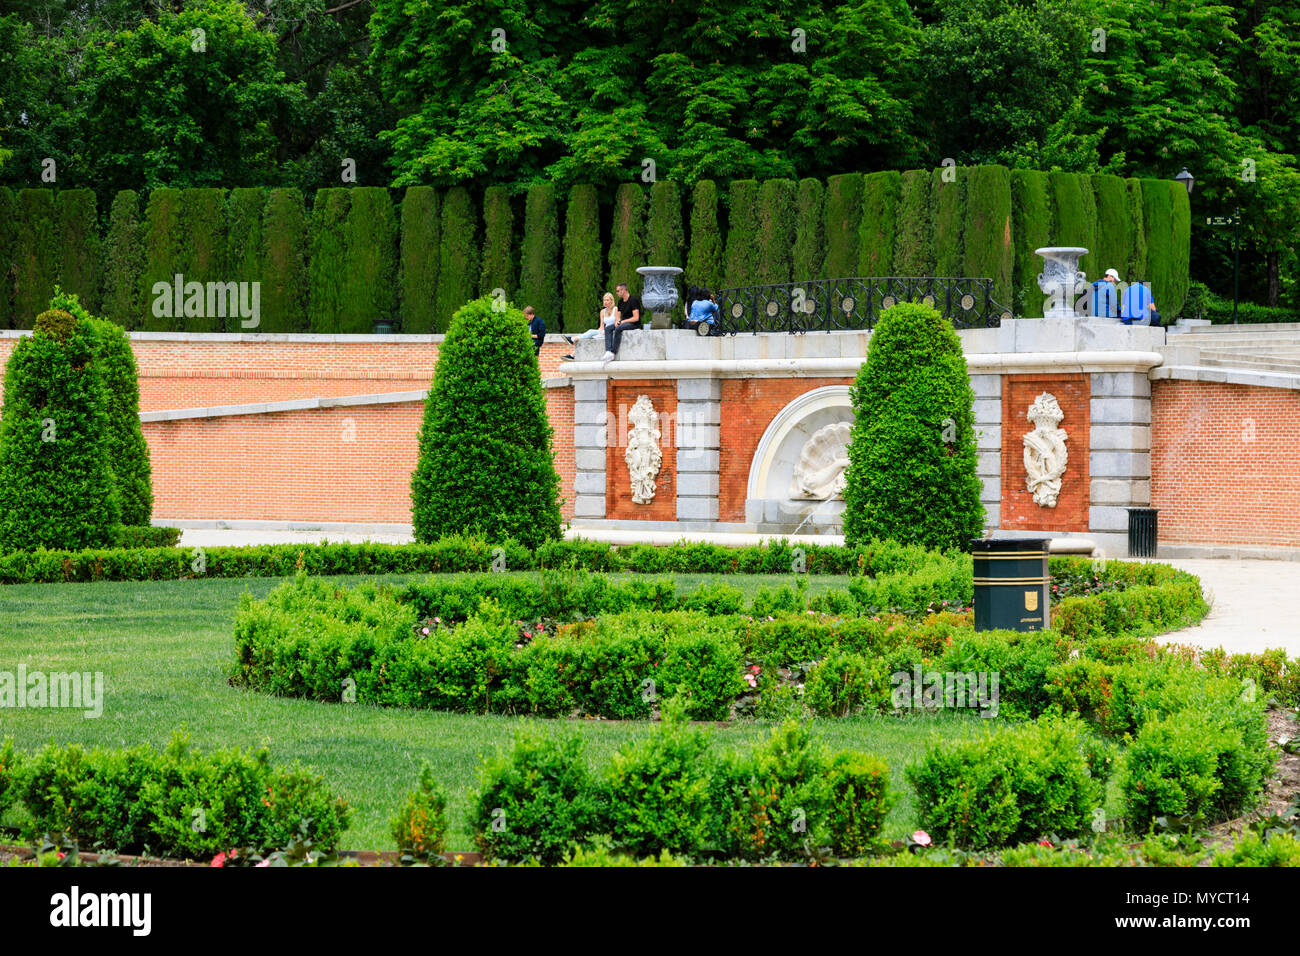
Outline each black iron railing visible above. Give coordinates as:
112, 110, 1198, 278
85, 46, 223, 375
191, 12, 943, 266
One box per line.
710, 277, 1013, 334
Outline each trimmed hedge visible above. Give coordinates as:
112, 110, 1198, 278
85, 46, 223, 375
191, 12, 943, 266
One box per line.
435, 186, 478, 332
479, 185, 515, 302
892, 169, 934, 277
225, 187, 266, 320
646, 180, 685, 273
400, 186, 441, 334
823, 172, 863, 278
261, 188, 309, 333
55, 189, 101, 313
181, 188, 228, 332
756, 179, 797, 286
13, 190, 59, 324
685, 180, 724, 290
791, 178, 826, 281
410, 298, 562, 547
519, 183, 561, 327
931, 167, 966, 279
1010, 169, 1051, 316
0, 188, 14, 330
562, 184, 603, 331
1091, 174, 1133, 289
338, 187, 397, 333
722, 179, 760, 289
100, 190, 145, 329
1050, 171, 1098, 283
307, 188, 350, 334
858, 170, 899, 277
962, 165, 1012, 307
607, 183, 646, 297
2, 733, 350, 858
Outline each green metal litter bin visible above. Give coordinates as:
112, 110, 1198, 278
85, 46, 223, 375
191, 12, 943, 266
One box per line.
971, 538, 1050, 632
1127, 508, 1159, 558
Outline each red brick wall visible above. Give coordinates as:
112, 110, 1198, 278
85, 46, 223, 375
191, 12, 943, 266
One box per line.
0, 334, 574, 525
718, 377, 854, 522
1000, 373, 1091, 533
1151, 380, 1300, 546
606, 380, 677, 521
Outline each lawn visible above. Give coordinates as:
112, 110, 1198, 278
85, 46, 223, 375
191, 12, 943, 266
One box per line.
0, 573, 994, 852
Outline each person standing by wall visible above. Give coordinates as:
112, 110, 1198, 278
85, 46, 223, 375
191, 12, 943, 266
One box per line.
524, 305, 546, 355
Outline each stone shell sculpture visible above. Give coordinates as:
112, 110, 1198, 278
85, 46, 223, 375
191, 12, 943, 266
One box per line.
625, 395, 663, 504
788, 421, 853, 500
1023, 392, 1068, 507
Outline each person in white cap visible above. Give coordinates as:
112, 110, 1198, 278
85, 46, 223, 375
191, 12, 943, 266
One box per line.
1092, 268, 1121, 319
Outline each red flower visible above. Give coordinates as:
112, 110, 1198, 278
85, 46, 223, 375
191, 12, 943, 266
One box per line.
211, 852, 227, 867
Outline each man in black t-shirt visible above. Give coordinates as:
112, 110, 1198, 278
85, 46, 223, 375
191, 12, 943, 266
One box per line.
604, 283, 641, 363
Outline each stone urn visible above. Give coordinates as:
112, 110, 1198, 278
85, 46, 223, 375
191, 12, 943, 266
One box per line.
1035, 247, 1089, 319
636, 266, 683, 329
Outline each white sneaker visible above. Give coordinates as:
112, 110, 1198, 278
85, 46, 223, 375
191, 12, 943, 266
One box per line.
603, 351, 615, 362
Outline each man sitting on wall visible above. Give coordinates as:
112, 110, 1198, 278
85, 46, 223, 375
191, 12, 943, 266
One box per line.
605, 283, 642, 364
1120, 279, 1162, 327
1092, 269, 1121, 319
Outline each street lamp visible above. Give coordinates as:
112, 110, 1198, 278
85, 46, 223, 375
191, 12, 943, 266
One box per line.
1175, 167, 1195, 195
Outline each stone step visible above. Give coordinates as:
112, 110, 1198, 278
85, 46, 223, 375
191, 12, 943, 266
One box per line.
1177, 322, 1300, 334
1198, 355, 1300, 373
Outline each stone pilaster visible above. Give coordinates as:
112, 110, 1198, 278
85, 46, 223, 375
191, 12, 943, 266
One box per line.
675, 378, 721, 522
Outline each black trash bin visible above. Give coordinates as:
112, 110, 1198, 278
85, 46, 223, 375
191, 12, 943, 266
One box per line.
1127, 508, 1159, 558
970, 538, 1050, 632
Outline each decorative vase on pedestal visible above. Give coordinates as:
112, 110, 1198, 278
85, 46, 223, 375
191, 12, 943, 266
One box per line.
1034, 247, 1089, 320
636, 266, 683, 329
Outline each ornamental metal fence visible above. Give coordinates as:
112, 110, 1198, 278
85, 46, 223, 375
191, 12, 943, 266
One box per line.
709, 277, 1013, 334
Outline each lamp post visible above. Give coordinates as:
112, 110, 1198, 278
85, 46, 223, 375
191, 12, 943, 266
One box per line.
1175, 168, 1194, 196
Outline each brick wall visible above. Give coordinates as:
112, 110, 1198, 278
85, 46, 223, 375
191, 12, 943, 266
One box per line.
1151, 380, 1300, 546
717, 377, 855, 522
1000, 373, 1091, 533
0, 334, 574, 525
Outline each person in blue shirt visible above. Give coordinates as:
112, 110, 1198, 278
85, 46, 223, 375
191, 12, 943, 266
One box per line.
1092, 269, 1121, 319
1120, 280, 1161, 327
524, 306, 545, 355
686, 289, 719, 334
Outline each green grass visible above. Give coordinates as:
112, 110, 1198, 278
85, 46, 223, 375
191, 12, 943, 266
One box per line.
0, 573, 994, 853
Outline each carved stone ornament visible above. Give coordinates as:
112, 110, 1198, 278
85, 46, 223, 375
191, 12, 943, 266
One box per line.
1023, 392, 1069, 508
625, 395, 663, 504
788, 421, 853, 500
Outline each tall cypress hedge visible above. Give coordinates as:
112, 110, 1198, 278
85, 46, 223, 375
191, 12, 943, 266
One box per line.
1090, 175, 1131, 288
893, 169, 934, 277
0, 307, 119, 551
858, 171, 900, 277
1049, 172, 1098, 282
55, 190, 101, 313
756, 178, 797, 285
180, 188, 228, 332
791, 178, 825, 281
932, 168, 967, 279
1125, 179, 1148, 281
435, 186, 478, 332
962, 165, 1013, 307
0, 187, 14, 328
823, 173, 863, 278
722, 179, 760, 289
1167, 182, 1191, 318
561, 184, 603, 331
140, 188, 185, 332
262, 188, 309, 333
338, 187, 397, 334
226, 187, 266, 301
13, 190, 59, 324
307, 188, 351, 334
101, 191, 144, 329
411, 296, 561, 548
607, 183, 646, 296
519, 182, 561, 326
1010, 170, 1052, 316
686, 180, 724, 289
1140, 179, 1173, 316
479, 186, 515, 301
646, 180, 685, 271
400, 186, 440, 334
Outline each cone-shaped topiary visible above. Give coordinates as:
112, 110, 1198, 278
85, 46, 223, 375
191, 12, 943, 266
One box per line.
411, 296, 561, 548
0, 306, 120, 551
842, 302, 984, 549
47, 288, 154, 528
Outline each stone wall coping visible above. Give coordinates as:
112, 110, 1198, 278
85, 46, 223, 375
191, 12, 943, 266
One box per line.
1150, 364, 1300, 390
140, 389, 430, 422
0, 330, 570, 344
561, 351, 1166, 380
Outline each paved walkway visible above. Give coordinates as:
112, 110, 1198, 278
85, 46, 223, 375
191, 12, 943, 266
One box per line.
171, 531, 1298, 656
1154, 559, 1300, 657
